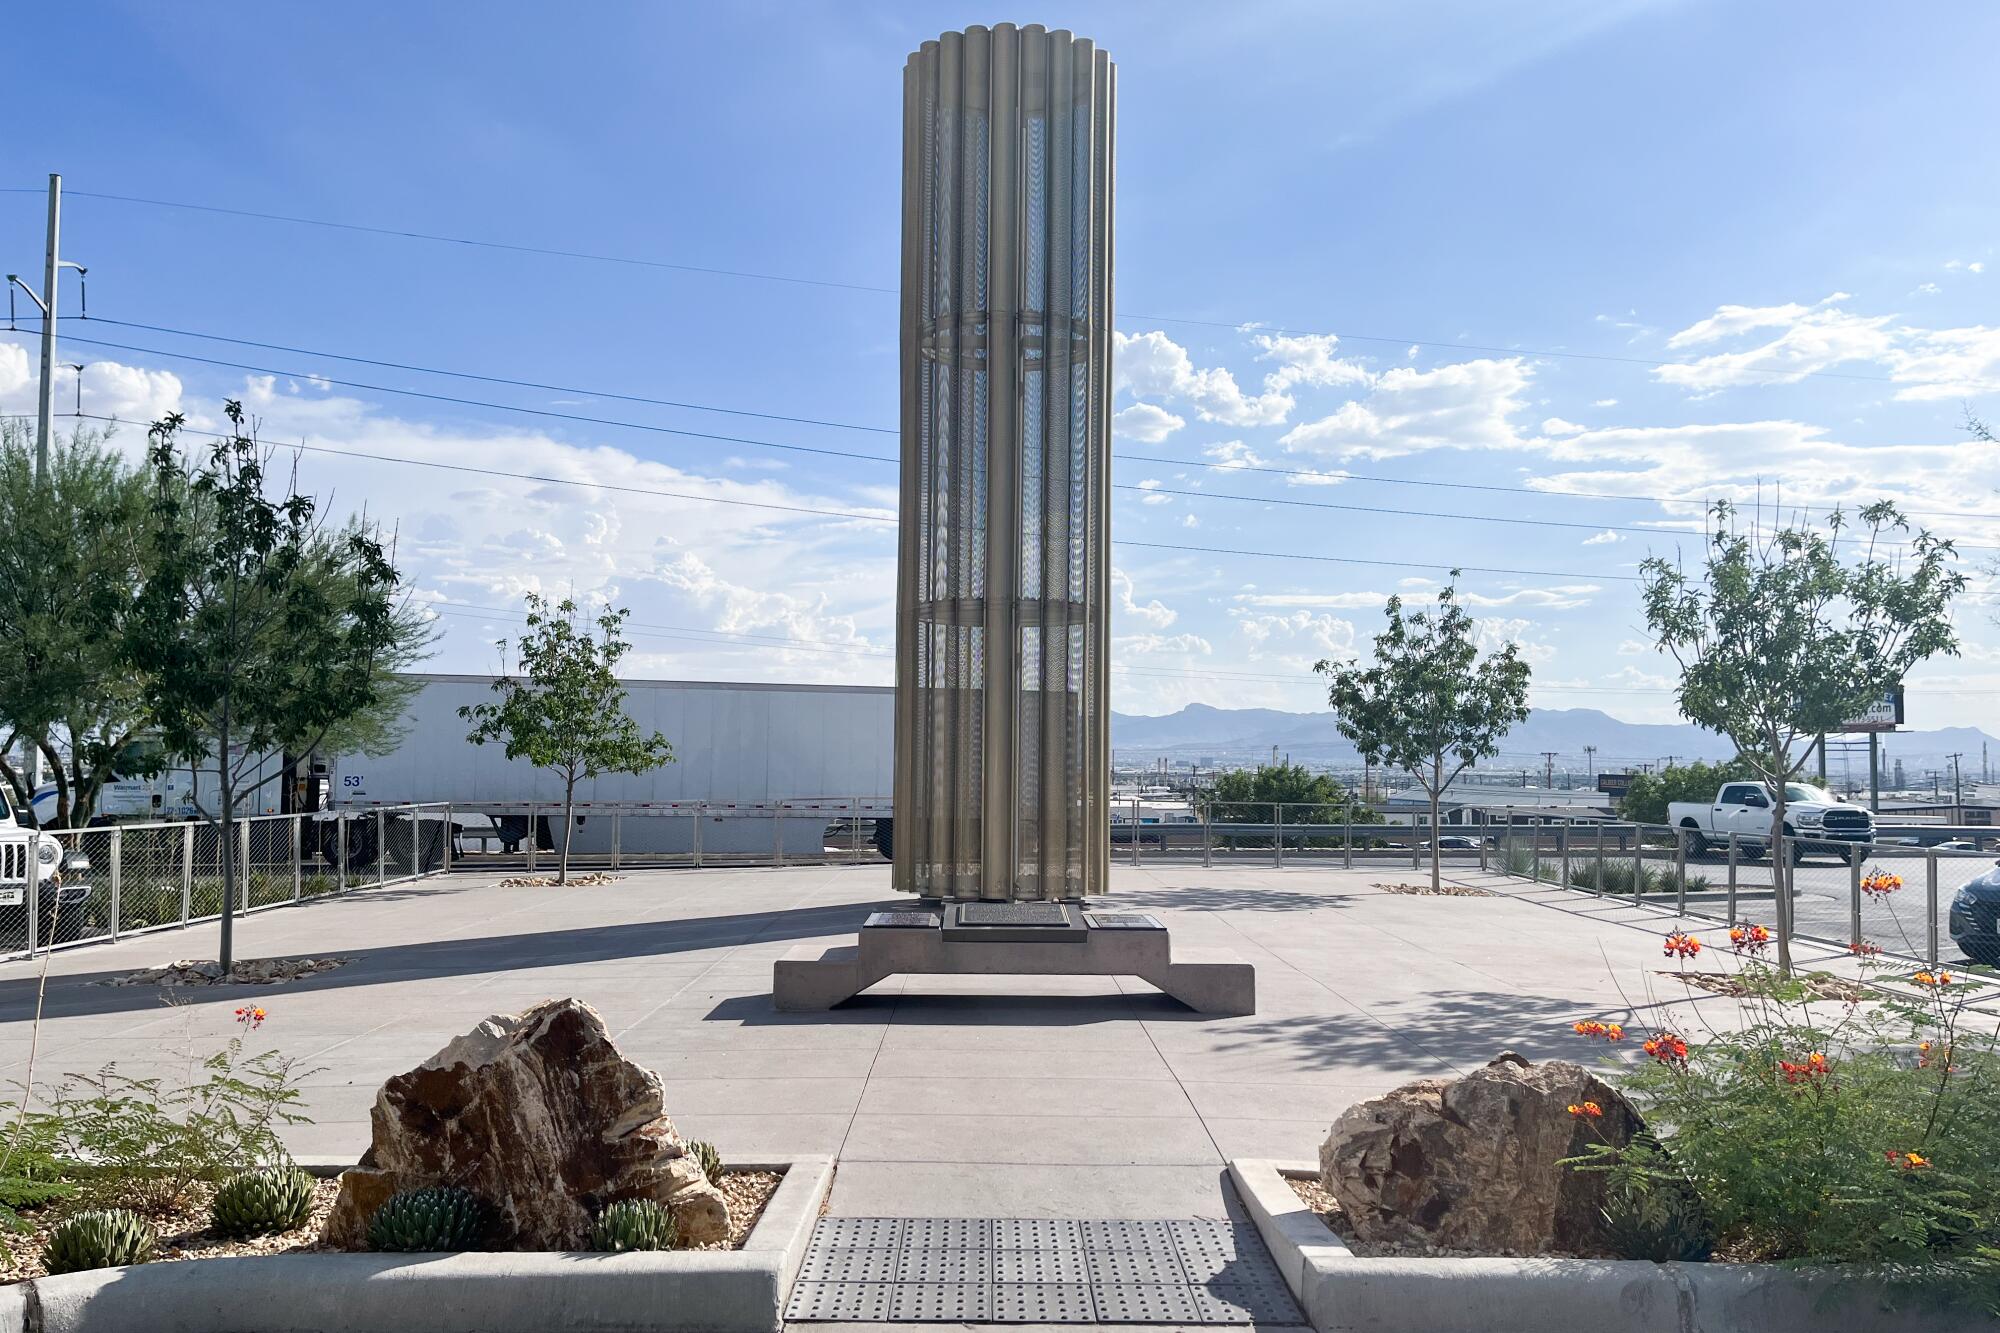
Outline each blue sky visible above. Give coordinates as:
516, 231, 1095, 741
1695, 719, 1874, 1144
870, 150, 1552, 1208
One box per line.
4, 1, 1999, 729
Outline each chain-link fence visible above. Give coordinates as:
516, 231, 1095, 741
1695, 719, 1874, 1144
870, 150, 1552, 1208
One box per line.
1487, 817, 2000, 967
440, 800, 891, 872
4, 805, 451, 961
1110, 799, 1488, 871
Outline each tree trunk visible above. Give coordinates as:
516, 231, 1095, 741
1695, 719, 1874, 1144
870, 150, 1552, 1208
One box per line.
559, 774, 576, 886
1429, 755, 1443, 893
1768, 788, 1792, 973
217, 711, 237, 977
35, 738, 71, 828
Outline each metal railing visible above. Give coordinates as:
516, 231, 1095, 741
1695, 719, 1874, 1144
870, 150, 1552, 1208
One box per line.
5, 804, 451, 961
1483, 818, 2000, 967
418, 799, 894, 871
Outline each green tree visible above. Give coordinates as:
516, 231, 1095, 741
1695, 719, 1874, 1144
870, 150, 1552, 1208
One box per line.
1618, 757, 1755, 825
1640, 500, 1963, 971
1316, 576, 1533, 890
0, 421, 159, 827
459, 594, 674, 884
126, 405, 410, 975
1206, 763, 1379, 846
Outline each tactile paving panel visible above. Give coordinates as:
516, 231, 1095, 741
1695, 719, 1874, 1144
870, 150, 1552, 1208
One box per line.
783, 1217, 1306, 1325
1084, 912, 1165, 929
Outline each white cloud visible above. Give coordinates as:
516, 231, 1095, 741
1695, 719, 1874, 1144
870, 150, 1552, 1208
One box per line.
1204, 440, 1269, 471
1116, 631, 1213, 656
1234, 609, 1358, 661
1945, 260, 1986, 274
1912, 282, 1942, 296
1616, 639, 1651, 655
1542, 417, 1585, 436
1136, 478, 1173, 506
0, 346, 184, 424
1235, 584, 1599, 611
1252, 332, 1372, 391
1278, 358, 1533, 461
1472, 616, 1557, 665
1181, 512, 1199, 528
1112, 568, 1177, 627
1581, 529, 1622, 545
1655, 293, 2000, 399
1592, 398, 1619, 408
1112, 402, 1186, 443
1113, 330, 1292, 426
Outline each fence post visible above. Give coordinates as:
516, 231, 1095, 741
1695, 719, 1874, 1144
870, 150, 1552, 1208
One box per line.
1272, 803, 1283, 869
1925, 849, 1940, 965
1343, 801, 1354, 870
611, 810, 622, 871
443, 803, 453, 875
774, 804, 786, 868
851, 797, 862, 864
1848, 851, 1863, 948
693, 803, 704, 870
1202, 804, 1213, 870
291, 816, 302, 902
1726, 833, 1738, 922
337, 817, 348, 893
526, 806, 538, 873
1133, 797, 1144, 867
1411, 813, 1422, 871
1594, 822, 1606, 894
1675, 828, 1687, 915
109, 827, 122, 941
1560, 824, 1570, 890
181, 821, 194, 924
1631, 826, 1643, 907
377, 809, 387, 887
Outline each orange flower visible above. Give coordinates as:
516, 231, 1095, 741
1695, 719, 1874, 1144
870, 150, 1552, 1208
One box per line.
233, 1005, 267, 1030
1571, 1020, 1626, 1042
1886, 1150, 1931, 1170
1860, 870, 1903, 898
1566, 1101, 1604, 1118
1662, 931, 1702, 959
1729, 924, 1771, 954
1779, 1052, 1830, 1084
1913, 970, 1953, 988
1643, 1032, 1690, 1064
1917, 1041, 1959, 1072
1849, 940, 1882, 957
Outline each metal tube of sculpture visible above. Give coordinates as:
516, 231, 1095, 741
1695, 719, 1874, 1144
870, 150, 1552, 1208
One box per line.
893, 24, 1115, 902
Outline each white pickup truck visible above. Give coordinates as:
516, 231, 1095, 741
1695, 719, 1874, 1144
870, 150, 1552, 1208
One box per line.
0, 785, 95, 947
1667, 781, 1874, 863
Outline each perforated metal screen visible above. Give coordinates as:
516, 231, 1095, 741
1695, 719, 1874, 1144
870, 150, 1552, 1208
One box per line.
894, 24, 1115, 903
786, 1217, 1303, 1325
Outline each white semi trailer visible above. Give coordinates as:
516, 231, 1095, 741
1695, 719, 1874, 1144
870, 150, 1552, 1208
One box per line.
322, 674, 895, 860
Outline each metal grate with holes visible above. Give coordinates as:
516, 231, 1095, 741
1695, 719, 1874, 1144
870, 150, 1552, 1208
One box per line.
785, 1217, 1302, 1325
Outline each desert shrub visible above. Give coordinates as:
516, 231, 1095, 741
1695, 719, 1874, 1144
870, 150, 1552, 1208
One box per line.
1570, 941, 2000, 1306
686, 1140, 722, 1180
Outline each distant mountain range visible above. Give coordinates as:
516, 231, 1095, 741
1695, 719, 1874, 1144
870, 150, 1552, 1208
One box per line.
1110, 704, 2000, 780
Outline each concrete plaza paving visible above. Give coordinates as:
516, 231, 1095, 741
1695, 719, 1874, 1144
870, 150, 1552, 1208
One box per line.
0, 862, 1898, 1219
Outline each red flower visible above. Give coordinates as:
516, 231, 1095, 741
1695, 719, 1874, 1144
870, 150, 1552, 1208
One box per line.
1566, 1101, 1605, 1118
1729, 924, 1771, 954
1571, 1020, 1626, 1042
1860, 870, 1903, 898
1885, 1150, 1930, 1170
1849, 940, 1882, 958
1779, 1052, 1830, 1084
233, 1005, 266, 1030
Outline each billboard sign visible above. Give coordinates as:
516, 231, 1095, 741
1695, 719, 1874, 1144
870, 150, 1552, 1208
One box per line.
1839, 684, 1905, 734
1596, 772, 1633, 798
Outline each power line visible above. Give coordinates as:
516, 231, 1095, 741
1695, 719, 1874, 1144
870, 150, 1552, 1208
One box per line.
15, 320, 2000, 532
28, 410, 1643, 583
39, 187, 2000, 393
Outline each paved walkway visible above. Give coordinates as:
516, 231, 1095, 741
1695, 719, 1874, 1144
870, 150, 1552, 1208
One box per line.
0, 863, 1913, 1218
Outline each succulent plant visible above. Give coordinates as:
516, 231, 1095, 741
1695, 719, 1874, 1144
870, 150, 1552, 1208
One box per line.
589, 1198, 678, 1252
43, 1208, 156, 1275
686, 1140, 723, 1181
1601, 1183, 1712, 1263
211, 1165, 318, 1238
366, 1186, 494, 1253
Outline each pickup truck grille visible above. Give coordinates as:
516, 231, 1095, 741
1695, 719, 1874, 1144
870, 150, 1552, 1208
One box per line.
1822, 809, 1871, 832
0, 841, 25, 884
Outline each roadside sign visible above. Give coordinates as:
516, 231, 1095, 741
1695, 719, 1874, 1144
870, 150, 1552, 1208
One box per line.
1840, 684, 1904, 733
1596, 772, 1633, 797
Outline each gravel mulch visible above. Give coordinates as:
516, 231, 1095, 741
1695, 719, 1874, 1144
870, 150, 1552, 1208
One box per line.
96, 958, 351, 987
3, 1169, 782, 1281
495, 873, 626, 888
1372, 882, 1494, 897
1664, 970, 1866, 1002
1284, 1174, 1580, 1259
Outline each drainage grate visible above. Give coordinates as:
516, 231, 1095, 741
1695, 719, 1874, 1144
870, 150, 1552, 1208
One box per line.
783, 1217, 1304, 1325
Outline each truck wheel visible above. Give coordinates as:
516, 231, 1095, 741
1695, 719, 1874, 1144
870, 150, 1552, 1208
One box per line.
872, 817, 893, 862
1680, 826, 1709, 858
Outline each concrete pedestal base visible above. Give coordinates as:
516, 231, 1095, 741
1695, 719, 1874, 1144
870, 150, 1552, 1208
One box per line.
772, 909, 1255, 1015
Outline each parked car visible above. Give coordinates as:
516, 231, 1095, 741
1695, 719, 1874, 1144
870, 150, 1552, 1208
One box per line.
0, 787, 95, 947
1434, 835, 1479, 850
1667, 782, 1874, 863
1949, 863, 2000, 965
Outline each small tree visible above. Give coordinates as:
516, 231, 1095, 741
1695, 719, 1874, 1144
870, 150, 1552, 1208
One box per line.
1316, 576, 1532, 890
127, 405, 409, 974
0, 422, 159, 826
1640, 500, 1963, 971
1618, 757, 1755, 826
460, 594, 674, 884
1206, 762, 1380, 847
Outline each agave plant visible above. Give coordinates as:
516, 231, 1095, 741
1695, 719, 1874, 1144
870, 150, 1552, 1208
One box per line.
44, 1209, 155, 1275
366, 1186, 494, 1253
589, 1198, 677, 1252
211, 1165, 317, 1238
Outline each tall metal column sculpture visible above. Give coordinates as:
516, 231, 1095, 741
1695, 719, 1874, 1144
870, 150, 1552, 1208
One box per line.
893, 24, 1115, 903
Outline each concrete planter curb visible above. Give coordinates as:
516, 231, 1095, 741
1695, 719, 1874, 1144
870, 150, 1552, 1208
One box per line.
0, 1155, 833, 1333
1230, 1158, 1999, 1333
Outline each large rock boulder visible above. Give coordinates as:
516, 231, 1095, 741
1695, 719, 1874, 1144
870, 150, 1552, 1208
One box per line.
1319, 1051, 1642, 1255
324, 998, 728, 1250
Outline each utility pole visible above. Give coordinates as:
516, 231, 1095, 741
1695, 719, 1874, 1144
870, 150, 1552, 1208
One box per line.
1948, 752, 1963, 821
6, 175, 86, 481
1582, 744, 1596, 778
